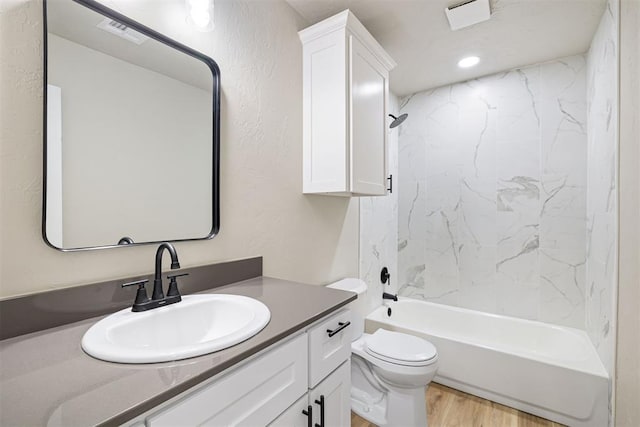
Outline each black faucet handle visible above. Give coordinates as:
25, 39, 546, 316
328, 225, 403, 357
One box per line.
121, 279, 149, 288
122, 279, 150, 307
167, 273, 189, 280
166, 273, 188, 298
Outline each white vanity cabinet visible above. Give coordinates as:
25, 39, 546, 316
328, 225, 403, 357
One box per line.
145, 334, 308, 427
308, 308, 352, 387
269, 395, 310, 427
299, 10, 396, 197
129, 309, 352, 427
270, 310, 352, 427
309, 361, 351, 427
270, 361, 351, 427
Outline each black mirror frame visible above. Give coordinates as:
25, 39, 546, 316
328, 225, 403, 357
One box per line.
42, 0, 221, 251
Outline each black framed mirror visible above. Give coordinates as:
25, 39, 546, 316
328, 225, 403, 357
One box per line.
43, 0, 220, 251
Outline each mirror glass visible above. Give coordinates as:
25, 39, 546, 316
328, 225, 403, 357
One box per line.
44, 0, 220, 251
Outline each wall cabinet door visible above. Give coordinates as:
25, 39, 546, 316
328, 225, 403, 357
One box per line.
301, 29, 348, 195
310, 361, 351, 427
349, 34, 388, 196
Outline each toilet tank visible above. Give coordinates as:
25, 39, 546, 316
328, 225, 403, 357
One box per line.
327, 278, 367, 341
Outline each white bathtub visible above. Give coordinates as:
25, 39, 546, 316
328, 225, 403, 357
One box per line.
366, 299, 609, 427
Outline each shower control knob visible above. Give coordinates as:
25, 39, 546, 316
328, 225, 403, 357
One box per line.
381, 267, 390, 285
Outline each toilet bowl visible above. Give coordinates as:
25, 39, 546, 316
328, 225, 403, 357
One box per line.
327, 278, 439, 427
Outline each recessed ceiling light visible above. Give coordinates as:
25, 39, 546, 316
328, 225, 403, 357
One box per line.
458, 56, 480, 68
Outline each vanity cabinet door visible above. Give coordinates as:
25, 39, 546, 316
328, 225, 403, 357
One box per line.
268, 394, 311, 427
310, 361, 351, 427
270, 361, 351, 427
146, 334, 308, 427
308, 309, 352, 388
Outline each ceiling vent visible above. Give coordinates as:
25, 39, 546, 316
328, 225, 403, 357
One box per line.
97, 18, 149, 45
445, 0, 491, 31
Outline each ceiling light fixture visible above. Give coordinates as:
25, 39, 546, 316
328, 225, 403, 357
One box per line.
185, 0, 214, 32
458, 56, 480, 68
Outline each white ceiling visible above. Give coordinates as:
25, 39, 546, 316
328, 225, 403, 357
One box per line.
286, 0, 607, 96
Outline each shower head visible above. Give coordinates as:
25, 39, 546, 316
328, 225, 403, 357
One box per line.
388, 113, 408, 129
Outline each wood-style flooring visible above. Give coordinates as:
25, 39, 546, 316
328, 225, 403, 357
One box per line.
350, 383, 566, 427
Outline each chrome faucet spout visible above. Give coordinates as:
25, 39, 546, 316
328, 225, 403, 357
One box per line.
152, 242, 180, 300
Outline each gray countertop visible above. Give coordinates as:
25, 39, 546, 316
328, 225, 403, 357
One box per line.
0, 277, 356, 426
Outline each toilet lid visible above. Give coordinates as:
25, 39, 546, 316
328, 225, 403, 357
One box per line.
365, 329, 437, 365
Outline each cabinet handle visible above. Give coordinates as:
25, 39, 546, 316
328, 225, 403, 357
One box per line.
302, 405, 313, 427
314, 395, 325, 427
326, 321, 351, 337
387, 174, 393, 193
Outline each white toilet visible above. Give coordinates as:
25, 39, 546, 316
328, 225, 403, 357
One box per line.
328, 279, 438, 427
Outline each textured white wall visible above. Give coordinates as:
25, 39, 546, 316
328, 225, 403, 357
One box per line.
395, 55, 588, 329
0, 0, 359, 298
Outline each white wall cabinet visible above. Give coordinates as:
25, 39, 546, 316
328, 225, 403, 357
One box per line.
126, 310, 352, 427
299, 10, 396, 197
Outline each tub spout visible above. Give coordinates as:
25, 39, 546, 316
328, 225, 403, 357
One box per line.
382, 292, 398, 302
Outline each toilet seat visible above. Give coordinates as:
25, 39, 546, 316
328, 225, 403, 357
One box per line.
365, 329, 437, 367
352, 333, 439, 392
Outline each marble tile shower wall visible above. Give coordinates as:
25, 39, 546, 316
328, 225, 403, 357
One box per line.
397, 55, 588, 328
585, 0, 618, 375
360, 96, 399, 313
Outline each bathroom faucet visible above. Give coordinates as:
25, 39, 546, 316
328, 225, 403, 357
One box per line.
153, 242, 181, 301
122, 242, 186, 312
382, 292, 398, 302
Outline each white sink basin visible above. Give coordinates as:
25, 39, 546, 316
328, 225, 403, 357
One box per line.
82, 294, 271, 364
